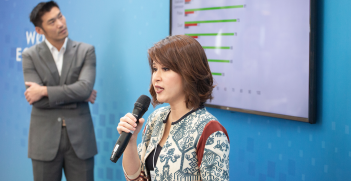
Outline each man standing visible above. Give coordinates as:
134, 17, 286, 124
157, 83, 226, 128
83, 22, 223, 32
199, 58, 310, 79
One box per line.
22, 1, 97, 180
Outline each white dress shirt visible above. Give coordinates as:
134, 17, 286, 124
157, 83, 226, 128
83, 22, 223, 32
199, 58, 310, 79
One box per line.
45, 38, 68, 76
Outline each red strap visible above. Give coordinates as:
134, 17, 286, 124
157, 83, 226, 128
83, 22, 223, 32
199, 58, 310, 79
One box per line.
197, 121, 229, 167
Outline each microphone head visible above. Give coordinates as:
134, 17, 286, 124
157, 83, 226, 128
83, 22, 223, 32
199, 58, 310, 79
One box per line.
135, 95, 151, 110
133, 95, 151, 120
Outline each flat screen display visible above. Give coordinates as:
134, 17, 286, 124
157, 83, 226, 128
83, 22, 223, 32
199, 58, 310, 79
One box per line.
170, 0, 316, 123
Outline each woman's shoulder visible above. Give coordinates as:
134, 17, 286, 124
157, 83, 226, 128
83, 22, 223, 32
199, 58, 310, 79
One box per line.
193, 107, 228, 137
193, 107, 219, 125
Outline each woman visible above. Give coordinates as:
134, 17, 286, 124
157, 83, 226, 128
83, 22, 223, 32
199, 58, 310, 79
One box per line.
117, 35, 230, 181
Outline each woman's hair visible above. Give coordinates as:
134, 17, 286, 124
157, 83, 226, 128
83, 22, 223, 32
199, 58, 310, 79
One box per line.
148, 35, 214, 108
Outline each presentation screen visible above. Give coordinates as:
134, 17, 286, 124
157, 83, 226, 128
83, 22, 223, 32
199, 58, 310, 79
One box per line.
170, 0, 316, 123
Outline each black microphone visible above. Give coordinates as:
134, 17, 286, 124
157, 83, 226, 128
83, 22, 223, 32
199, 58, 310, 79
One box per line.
110, 95, 151, 163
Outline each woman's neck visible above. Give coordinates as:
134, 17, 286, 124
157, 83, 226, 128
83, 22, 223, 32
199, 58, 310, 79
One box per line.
169, 101, 193, 123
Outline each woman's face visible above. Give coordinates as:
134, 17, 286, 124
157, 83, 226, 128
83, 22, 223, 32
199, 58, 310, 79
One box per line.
152, 61, 185, 105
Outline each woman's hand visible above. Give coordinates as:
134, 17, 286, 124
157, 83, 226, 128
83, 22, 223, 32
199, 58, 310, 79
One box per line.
117, 113, 145, 141
118, 113, 144, 176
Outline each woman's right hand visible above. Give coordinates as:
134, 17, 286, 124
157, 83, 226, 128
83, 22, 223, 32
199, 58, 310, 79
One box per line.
117, 113, 145, 141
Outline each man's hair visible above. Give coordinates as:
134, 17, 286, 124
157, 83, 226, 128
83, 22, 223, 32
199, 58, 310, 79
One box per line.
148, 35, 214, 108
29, 1, 59, 27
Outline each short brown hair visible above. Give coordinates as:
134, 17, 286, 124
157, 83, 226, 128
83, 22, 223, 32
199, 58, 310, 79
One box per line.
30, 1, 59, 27
148, 35, 214, 108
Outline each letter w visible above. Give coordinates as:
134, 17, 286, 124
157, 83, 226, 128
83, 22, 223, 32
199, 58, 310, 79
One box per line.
26, 31, 36, 45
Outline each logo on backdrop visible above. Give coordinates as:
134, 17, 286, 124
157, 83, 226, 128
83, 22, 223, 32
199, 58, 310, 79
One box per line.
16, 31, 45, 61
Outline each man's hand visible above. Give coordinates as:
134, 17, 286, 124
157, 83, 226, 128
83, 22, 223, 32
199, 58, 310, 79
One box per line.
24, 82, 47, 105
86, 89, 97, 104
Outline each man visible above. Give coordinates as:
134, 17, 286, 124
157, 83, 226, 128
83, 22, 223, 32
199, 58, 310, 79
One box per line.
22, 1, 97, 180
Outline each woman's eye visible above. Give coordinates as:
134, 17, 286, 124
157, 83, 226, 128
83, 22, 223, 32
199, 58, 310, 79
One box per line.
162, 67, 169, 71
152, 68, 157, 72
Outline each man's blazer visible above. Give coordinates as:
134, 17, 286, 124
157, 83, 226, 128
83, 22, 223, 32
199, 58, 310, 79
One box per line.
22, 39, 98, 161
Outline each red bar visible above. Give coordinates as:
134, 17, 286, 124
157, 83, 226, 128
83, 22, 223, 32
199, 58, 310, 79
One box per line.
191, 36, 198, 39
185, 11, 194, 15
185, 0, 191, 2
184, 23, 197, 27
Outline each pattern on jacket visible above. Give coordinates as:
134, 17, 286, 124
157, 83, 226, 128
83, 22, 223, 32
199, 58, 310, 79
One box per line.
133, 106, 230, 181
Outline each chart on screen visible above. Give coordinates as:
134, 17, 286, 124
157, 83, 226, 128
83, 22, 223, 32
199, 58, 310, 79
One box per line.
171, 0, 311, 119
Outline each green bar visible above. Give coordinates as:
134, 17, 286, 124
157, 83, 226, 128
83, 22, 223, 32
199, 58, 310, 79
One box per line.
212, 72, 223, 76
185, 33, 234, 36
185, 5, 244, 12
203, 46, 231, 49
185, 19, 237, 24
208, 59, 231, 63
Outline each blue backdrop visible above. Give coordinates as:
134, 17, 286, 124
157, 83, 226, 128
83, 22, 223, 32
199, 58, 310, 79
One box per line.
1, 0, 351, 181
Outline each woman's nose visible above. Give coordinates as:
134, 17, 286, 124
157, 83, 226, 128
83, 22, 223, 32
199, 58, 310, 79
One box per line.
153, 70, 161, 82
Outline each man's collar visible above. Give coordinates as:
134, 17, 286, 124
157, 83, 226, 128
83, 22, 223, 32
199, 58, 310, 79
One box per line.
44, 37, 68, 51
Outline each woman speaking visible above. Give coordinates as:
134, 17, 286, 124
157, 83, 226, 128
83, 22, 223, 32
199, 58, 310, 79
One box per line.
117, 35, 230, 181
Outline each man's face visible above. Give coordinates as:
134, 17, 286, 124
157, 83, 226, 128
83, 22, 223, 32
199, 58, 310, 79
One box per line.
37, 7, 68, 42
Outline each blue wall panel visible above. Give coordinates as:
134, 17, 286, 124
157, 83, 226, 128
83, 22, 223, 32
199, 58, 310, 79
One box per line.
1, 0, 351, 180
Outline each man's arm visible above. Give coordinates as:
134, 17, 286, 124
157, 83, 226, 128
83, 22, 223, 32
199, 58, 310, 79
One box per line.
22, 48, 77, 109
24, 82, 97, 106
46, 45, 96, 107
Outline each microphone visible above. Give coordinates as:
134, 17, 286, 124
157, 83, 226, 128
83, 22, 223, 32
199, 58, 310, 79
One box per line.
110, 95, 151, 163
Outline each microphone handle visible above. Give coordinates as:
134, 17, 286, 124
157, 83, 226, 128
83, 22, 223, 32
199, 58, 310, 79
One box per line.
110, 131, 133, 163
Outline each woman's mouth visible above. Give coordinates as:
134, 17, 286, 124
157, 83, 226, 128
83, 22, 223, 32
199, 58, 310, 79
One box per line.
154, 85, 164, 94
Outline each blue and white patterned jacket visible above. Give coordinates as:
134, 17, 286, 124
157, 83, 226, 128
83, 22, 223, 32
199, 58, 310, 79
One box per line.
124, 106, 230, 181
